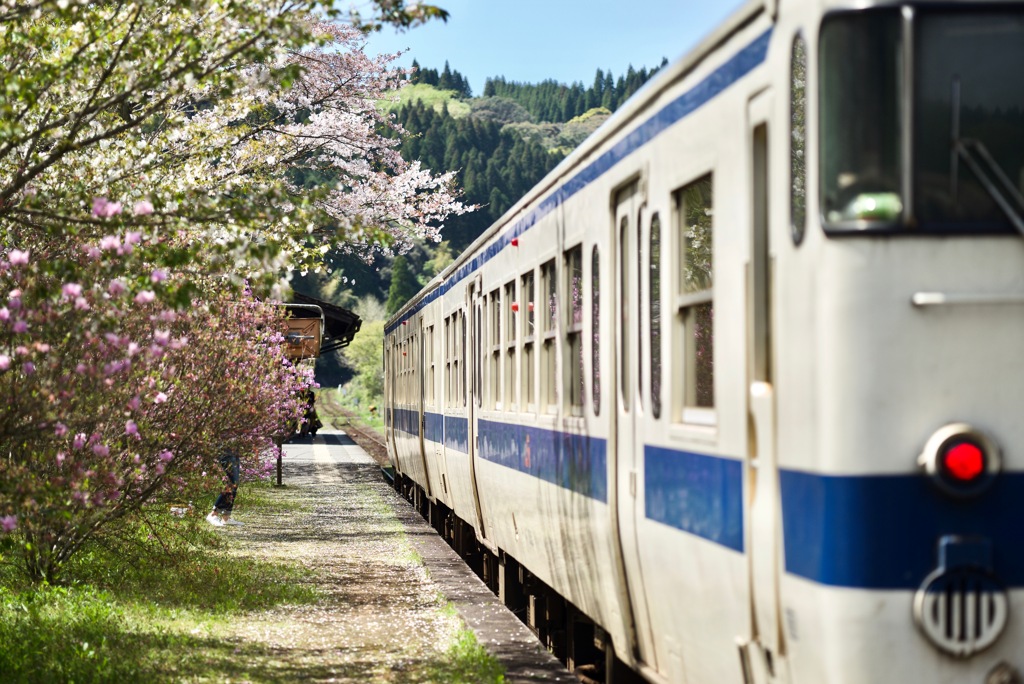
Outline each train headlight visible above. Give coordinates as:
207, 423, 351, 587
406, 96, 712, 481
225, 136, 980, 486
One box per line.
918, 423, 1000, 498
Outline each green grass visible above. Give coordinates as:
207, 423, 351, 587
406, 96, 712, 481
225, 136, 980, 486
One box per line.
0, 481, 320, 683
427, 625, 506, 684
0, 457, 507, 683
377, 83, 472, 118
318, 386, 385, 432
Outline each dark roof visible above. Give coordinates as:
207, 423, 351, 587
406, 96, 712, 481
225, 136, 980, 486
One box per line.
290, 292, 362, 353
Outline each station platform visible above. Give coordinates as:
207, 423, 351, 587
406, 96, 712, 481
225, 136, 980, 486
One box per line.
248, 429, 578, 683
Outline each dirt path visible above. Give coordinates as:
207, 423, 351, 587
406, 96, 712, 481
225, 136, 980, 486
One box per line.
188, 427, 576, 684
204, 432, 467, 683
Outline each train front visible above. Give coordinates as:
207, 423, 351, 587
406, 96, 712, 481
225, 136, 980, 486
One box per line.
782, 4, 1024, 682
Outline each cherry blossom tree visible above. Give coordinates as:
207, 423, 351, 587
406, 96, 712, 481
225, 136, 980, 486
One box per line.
0, 0, 468, 581
0, 1, 469, 284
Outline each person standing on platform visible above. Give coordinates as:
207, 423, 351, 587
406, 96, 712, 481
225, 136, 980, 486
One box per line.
206, 448, 243, 527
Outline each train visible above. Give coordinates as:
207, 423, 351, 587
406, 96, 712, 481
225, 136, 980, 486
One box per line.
383, 0, 1024, 682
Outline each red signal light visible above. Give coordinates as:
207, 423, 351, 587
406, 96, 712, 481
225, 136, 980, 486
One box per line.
942, 442, 984, 481
918, 423, 1001, 498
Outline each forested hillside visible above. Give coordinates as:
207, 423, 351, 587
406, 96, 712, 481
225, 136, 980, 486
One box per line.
483, 63, 665, 122
294, 60, 662, 385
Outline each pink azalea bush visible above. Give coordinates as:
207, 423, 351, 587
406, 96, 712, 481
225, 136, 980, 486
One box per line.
0, 246, 310, 583
0, 1, 470, 583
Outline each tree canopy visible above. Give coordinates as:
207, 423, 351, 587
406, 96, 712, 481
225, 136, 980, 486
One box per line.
0, 0, 463, 582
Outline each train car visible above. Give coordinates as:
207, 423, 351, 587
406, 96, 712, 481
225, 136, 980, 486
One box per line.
385, 0, 1024, 682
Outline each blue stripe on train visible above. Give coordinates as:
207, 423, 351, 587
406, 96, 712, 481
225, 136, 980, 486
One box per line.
645, 447, 745, 552
385, 29, 773, 335
780, 469, 1024, 589
391, 408, 467, 452
444, 415, 469, 454
477, 419, 608, 503
393, 411, 1024, 589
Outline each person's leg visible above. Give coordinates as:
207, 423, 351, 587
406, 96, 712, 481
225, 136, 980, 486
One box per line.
218, 454, 241, 525
208, 453, 240, 526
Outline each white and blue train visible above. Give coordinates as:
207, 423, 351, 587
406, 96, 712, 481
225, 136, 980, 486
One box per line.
384, 0, 1024, 681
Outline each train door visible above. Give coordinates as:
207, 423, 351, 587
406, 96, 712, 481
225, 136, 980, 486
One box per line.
467, 280, 488, 539
386, 336, 397, 466
744, 90, 786, 681
612, 181, 658, 670
416, 318, 431, 497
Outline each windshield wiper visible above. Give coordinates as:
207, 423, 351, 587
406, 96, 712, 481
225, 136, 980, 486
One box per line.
951, 77, 1024, 236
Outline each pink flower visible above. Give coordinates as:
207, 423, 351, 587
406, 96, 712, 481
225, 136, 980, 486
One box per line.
62, 283, 82, 299
127, 395, 141, 411
0, 307, 8, 321
12, 320, 27, 333
0, 355, 8, 371
108, 279, 126, 296
159, 450, 174, 463
133, 200, 154, 216
8, 249, 29, 266
125, 232, 142, 246
153, 391, 168, 404
54, 422, 68, 437
150, 269, 167, 283
22, 362, 35, 374
134, 290, 156, 304
1, 516, 16, 533
75, 363, 88, 374
92, 197, 123, 218
74, 296, 90, 311
85, 246, 102, 260
73, 433, 87, 450
56, 452, 66, 465
125, 420, 138, 436
92, 444, 110, 457
99, 235, 120, 251
154, 330, 170, 346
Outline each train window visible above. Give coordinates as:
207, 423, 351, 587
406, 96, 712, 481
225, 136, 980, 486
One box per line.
521, 270, 536, 412
565, 245, 584, 413
675, 175, 715, 422
444, 316, 452, 407
426, 325, 435, 407
504, 281, 517, 410
637, 211, 644, 411
448, 317, 454, 408
460, 310, 467, 408
592, 246, 600, 416
474, 301, 482, 409
791, 34, 807, 245
820, 11, 902, 226
619, 215, 629, 411
541, 259, 558, 412
490, 289, 501, 409
650, 213, 662, 419
913, 10, 1024, 231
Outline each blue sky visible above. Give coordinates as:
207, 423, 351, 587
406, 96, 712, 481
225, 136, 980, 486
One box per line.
362, 0, 749, 96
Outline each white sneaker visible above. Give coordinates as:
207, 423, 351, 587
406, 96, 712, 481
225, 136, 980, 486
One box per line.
224, 518, 243, 527
206, 512, 225, 527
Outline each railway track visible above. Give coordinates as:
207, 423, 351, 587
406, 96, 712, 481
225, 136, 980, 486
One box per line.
315, 393, 390, 470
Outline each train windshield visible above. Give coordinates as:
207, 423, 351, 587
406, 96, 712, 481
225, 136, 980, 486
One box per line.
820, 7, 1024, 233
